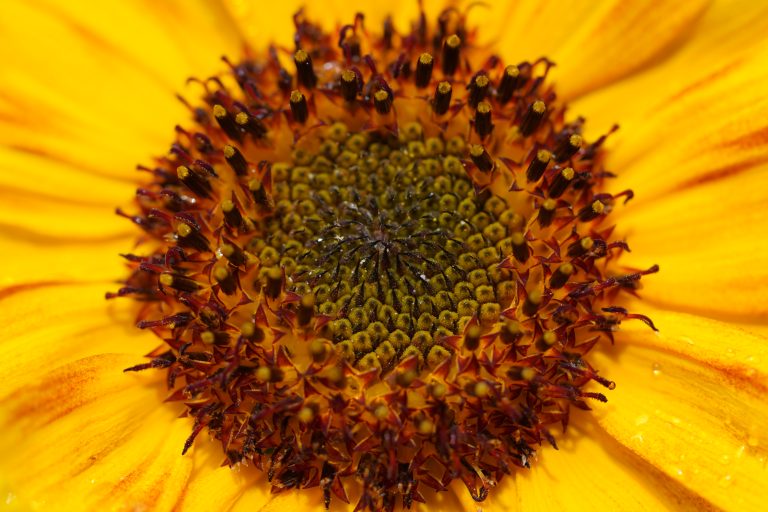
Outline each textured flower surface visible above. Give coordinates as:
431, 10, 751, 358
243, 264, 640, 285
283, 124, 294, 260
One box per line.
0, 1, 767, 511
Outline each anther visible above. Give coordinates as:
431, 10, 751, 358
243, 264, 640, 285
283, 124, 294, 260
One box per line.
510, 232, 530, 263
538, 198, 557, 228
264, 267, 284, 299
463, 324, 482, 351
290, 90, 309, 124
497, 65, 522, 105
212, 104, 242, 141
415, 53, 434, 88
159, 272, 200, 293
554, 134, 583, 162
176, 222, 211, 252
309, 339, 329, 363
526, 149, 551, 182
223, 145, 248, 176
248, 178, 270, 208
240, 321, 265, 342
441, 34, 461, 75
235, 111, 267, 139
176, 165, 213, 198
567, 236, 594, 258
474, 102, 493, 138
294, 49, 317, 89
256, 366, 283, 383
297, 406, 315, 424
470, 144, 494, 173
499, 320, 523, 345
549, 262, 574, 290
433, 81, 452, 115
297, 293, 316, 327
221, 199, 244, 231
520, 100, 546, 137
374, 89, 392, 115
522, 289, 542, 317
220, 241, 247, 267
340, 69, 358, 101
578, 200, 605, 222
468, 74, 490, 108
213, 266, 237, 295
536, 330, 558, 351
548, 167, 574, 198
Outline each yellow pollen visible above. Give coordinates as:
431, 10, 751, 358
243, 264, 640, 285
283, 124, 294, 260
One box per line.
176, 223, 192, 237
419, 52, 433, 65
290, 90, 304, 103
295, 49, 309, 63
446, 34, 461, 48
212, 104, 226, 118
158, 273, 174, 287
235, 112, 249, 125
477, 101, 491, 114
532, 100, 546, 114
562, 167, 575, 179
537, 149, 551, 163
437, 81, 451, 94
223, 145, 236, 158
570, 134, 583, 147
176, 165, 190, 179
592, 200, 605, 213
297, 406, 315, 423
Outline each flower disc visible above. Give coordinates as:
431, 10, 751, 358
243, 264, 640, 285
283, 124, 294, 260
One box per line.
113, 6, 658, 511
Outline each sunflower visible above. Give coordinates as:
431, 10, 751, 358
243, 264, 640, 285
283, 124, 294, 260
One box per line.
1, 0, 766, 510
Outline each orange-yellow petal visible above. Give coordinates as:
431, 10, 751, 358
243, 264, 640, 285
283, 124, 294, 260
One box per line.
0, 283, 158, 395
616, 164, 768, 319
494, 0, 710, 100
176, 442, 268, 511
0, 0, 243, 178
0, 353, 193, 511
590, 307, 768, 512
574, 1, 768, 200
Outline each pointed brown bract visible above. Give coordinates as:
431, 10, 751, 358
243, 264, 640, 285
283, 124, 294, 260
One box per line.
110, 5, 657, 511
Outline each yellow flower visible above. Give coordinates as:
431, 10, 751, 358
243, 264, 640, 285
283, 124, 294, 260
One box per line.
1, 0, 767, 511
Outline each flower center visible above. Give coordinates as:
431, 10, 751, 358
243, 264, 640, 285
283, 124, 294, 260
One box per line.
112, 6, 658, 511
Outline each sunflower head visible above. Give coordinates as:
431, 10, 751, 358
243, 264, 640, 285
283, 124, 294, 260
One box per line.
110, 5, 658, 510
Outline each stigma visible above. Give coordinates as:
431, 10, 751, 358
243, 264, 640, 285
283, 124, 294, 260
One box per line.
111, 5, 658, 511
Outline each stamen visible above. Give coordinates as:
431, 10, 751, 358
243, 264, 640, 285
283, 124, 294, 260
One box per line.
415, 53, 434, 88
441, 34, 461, 75
290, 90, 309, 124
294, 49, 317, 89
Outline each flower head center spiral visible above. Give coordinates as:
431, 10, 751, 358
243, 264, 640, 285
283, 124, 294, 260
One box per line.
112, 6, 658, 511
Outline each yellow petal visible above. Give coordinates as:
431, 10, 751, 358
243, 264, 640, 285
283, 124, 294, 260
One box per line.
0, 0, 242, 178
590, 307, 768, 512
223, 0, 418, 48
0, 354, 194, 511
232, 482, 468, 512
616, 164, 768, 319
495, 0, 710, 100
453, 419, 698, 511
0, 283, 159, 397
0, 237, 131, 286
176, 443, 268, 511
574, 1, 768, 200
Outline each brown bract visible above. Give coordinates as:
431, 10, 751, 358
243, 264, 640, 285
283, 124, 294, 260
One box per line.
111, 6, 657, 511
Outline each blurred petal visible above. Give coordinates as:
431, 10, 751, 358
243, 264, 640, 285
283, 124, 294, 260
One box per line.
616, 164, 768, 320
575, 0, 768, 200
0, 353, 193, 511
451, 419, 701, 511
591, 307, 768, 512
223, 0, 416, 47
177, 443, 267, 511
0, 0, 243, 178
0, 283, 158, 395
493, 0, 710, 100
